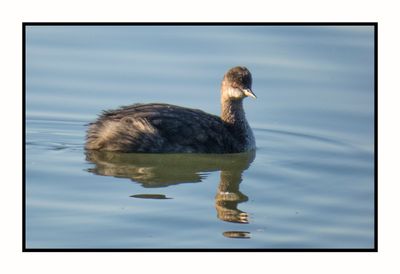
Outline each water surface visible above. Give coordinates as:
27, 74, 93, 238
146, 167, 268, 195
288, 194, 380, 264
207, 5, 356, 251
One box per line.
25, 25, 375, 249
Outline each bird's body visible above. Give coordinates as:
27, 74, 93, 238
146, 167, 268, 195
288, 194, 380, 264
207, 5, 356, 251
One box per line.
85, 66, 256, 153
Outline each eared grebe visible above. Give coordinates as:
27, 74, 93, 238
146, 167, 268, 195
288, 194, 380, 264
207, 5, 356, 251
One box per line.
85, 66, 256, 153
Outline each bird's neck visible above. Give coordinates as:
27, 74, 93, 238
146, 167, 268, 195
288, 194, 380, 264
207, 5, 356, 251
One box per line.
220, 94, 255, 151
221, 98, 246, 126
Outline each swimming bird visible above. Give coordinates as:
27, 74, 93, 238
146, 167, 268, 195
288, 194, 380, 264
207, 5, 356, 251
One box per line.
85, 66, 256, 153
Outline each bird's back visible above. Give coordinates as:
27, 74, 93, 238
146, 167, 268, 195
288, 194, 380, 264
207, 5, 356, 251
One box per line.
85, 103, 240, 153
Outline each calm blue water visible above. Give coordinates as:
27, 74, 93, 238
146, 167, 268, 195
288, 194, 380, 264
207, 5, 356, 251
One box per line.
25, 25, 375, 249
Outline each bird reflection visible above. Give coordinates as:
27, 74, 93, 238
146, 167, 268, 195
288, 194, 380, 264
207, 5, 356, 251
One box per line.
216, 169, 249, 223
85, 150, 255, 228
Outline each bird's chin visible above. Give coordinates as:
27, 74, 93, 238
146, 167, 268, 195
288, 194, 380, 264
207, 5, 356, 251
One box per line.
227, 87, 245, 99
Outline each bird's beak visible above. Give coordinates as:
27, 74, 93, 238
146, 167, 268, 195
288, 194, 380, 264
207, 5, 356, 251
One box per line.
243, 88, 257, 99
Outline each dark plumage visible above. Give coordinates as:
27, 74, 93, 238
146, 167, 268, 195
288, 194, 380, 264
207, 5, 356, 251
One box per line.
85, 66, 256, 153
